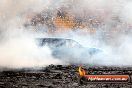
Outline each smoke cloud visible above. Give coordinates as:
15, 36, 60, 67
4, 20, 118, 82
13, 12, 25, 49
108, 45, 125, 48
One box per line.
0, 0, 132, 68
0, 0, 63, 68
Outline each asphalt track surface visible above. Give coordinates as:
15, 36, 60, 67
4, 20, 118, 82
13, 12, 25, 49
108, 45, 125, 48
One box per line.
0, 65, 132, 88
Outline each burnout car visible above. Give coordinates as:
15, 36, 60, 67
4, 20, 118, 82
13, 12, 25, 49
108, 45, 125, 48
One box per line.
35, 38, 102, 64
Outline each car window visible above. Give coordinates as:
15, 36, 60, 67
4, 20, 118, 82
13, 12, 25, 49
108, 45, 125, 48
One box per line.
36, 38, 82, 48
